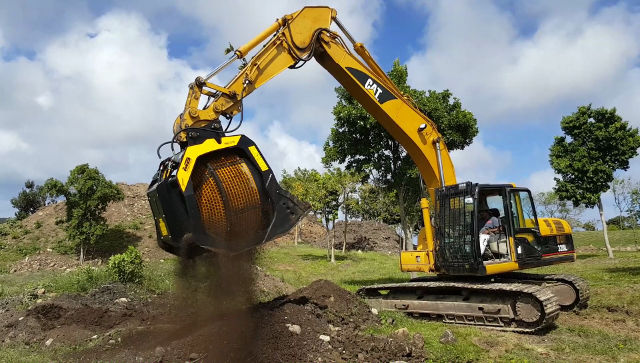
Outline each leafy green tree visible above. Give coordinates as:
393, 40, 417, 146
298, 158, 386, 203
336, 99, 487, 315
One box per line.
328, 168, 362, 253
10, 180, 46, 220
280, 168, 342, 262
350, 183, 400, 225
533, 191, 585, 228
550, 105, 640, 258
45, 164, 124, 263
606, 215, 636, 230
582, 220, 597, 231
282, 168, 321, 245
323, 59, 477, 249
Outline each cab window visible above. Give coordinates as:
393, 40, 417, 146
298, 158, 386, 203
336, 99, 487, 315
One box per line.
510, 190, 538, 229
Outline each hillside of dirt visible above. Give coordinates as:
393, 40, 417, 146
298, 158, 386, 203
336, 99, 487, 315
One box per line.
4, 183, 401, 274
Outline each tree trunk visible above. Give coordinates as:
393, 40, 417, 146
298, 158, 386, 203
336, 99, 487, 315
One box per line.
598, 197, 614, 258
294, 222, 299, 246
79, 243, 85, 265
343, 191, 348, 253
331, 221, 336, 264
397, 185, 412, 251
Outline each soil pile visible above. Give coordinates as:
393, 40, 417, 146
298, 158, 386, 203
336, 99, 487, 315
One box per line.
3, 279, 426, 362
334, 220, 401, 253
273, 214, 327, 246
0, 283, 149, 348
276, 215, 402, 254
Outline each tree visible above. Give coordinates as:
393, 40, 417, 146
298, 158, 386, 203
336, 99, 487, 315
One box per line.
550, 105, 640, 258
10, 180, 46, 220
533, 191, 585, 228
350, 182, 400, 225
280, 168, 342, 262
606, 215, 636, 230
323, 59, 478, 249
610, 177, 638, 225
281, 168, 322, 245
45, 164, 124, 263
329, 168, 362, 253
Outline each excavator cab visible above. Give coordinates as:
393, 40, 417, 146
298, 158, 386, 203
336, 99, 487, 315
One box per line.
432, 182, 575, 276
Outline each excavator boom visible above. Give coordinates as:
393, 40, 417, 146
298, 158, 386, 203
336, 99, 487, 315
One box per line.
147, 6, 588, 331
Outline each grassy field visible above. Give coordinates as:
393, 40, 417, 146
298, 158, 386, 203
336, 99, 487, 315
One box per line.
573, 229, 640, 249
256, 244, 640, 362
1, 230, 640, 362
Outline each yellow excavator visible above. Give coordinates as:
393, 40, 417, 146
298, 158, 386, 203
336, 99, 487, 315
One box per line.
147, 6, 588, 332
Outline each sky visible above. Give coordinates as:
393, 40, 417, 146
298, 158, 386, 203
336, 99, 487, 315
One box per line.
1, 0, 639, 225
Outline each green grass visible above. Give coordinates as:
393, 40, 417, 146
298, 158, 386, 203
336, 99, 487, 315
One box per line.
573, 229, 640, 249
2, 239, 640, 362
0, 258, 178, 300
257, 244, 640, 362
256, 245, 407, 292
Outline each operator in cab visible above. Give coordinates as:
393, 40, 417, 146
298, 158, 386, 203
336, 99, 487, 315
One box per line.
479, 209, 500, 254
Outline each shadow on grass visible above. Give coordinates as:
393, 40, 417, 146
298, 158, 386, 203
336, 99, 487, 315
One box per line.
577, 253, 602, 260
299, 253, 357, 262
342, 277, 408, 287
604, 266, 640, 276
88, 226, 142, 259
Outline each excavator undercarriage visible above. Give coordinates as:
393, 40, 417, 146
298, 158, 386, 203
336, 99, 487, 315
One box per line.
358, 273, 589, 332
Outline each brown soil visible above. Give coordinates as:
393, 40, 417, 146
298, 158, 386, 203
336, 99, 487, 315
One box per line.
1, 279, 425, 362
274, 215, 402, 254
334, 220, 401, 253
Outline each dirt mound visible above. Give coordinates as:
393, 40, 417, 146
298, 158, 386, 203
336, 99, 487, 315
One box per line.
335, 220, 401, 253
69, 279, 425, 363
277, 215, 402, 254
273, 214, 328, 246
1, 283, 145, 348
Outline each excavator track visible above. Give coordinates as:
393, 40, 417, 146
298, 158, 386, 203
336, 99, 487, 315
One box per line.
496, 272, 590, 311
358, 280, 561, 332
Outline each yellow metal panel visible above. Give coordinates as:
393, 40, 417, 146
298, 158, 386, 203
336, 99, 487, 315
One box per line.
400, 251, 432, 273
485, 261, 519, 275
248, 145, 269, 171
177, 136, 241, 191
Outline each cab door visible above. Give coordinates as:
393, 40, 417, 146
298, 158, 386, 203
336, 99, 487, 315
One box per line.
507, 189, 543, 264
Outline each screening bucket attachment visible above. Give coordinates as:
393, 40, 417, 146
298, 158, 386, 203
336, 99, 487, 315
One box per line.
147, 133, 309, 256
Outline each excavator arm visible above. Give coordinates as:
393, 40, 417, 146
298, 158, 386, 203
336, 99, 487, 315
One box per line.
150, 6, 455, 268
174, 6, 456, 194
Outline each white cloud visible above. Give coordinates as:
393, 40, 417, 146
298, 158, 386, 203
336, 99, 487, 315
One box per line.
0, 5, 384, 216
0, 130, 28, 155
521, 168, 556, 194
0, 11, 200, 187
169, 1, 384, 142
449, 137, 511, 184
406, 1, 640, 124
240, 121, 324, 178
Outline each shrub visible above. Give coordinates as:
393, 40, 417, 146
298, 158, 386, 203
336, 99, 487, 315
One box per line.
52, 239, 76, 255
108, 246, 144, 283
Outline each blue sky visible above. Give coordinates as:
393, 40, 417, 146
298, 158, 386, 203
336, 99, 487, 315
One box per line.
1, 0, 639, 225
